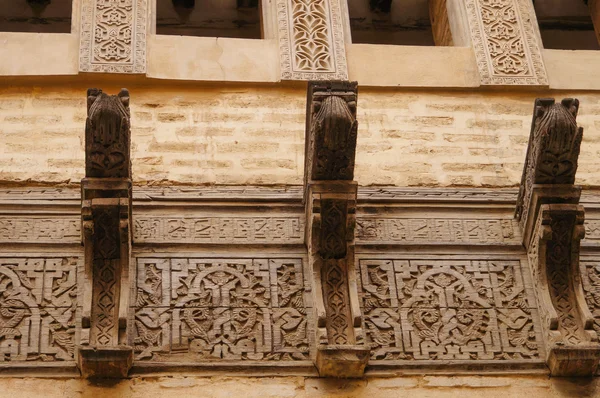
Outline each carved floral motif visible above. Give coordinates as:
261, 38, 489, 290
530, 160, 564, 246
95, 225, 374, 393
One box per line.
465, 0, 547, 85
277, 0, 348, 80
80, 0, 147, 73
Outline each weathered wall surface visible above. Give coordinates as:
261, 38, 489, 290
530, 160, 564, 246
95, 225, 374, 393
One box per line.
0, 375, 597, 398
1, 82, 599, 187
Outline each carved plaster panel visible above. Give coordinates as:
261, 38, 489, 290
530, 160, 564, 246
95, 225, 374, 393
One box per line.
0, 217, 81, 244
464, 0, 547, 86
356, 218, 521, 245
79, 0, 147, 73
357, 257, 544, 363
131, 257, 311, 362
277, 0, 348, 80
0, 256, 80, 362
134, 216, 304, 244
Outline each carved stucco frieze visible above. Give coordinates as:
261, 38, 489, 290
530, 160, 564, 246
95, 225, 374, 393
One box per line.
277, 0, 348, 80
516, 98, 600, 376
465, 0, 548, 86
358, 258, 543, 363
131, 257, 311, 362
80, 0, 147, 73
0, 257, 80, 363
79, 89, 134, 378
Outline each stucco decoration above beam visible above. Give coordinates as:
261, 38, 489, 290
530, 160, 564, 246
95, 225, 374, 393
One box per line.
277, 0, 348, 80
79, 0, 147, 73
464, 0, 548, 86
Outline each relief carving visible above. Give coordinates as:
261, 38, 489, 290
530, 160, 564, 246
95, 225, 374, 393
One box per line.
358, 259, 542, 362
80, 0, 147, 73
465, 0, 547, 85
0, 257, 79, 362
132, 258, 310, 362
356, 218, 521, 245
277, 0, 348, 80
79, 89, 133, 378
304, 81, 367, 377
517, 98, 600, 376
134, 216, 304, 244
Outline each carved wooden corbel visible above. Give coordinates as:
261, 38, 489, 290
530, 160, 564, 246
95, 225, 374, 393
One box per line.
516, 98, 600, 376
78, 89, 133, 378
304, 81, 368, 377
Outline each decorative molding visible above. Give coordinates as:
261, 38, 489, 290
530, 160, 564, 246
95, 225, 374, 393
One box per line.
134, 216, 304, 244
356, 218, 521, 245
131, 257, 311, 362
0, 257, 80, 362
465, 0, 548, 86
358, 258, 543, 363
277, 0, 348, 80
79, 0, 147, 73
4, 186, 600, 206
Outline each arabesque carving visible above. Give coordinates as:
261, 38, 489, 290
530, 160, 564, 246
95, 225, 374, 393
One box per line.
79, 0, 147, 73
132, 258, 310, 362
0, 257, 79, 362
465, 0, 547, 86
304, 81, 367, 377
358, 259, 542, 362
79, 88, 133, 378
277, 0, 348, 80
517, 98, 600, 376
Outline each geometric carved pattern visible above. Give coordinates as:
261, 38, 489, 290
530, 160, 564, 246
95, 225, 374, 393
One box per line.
356, 218, 522, 245
358, 258, 543, 362
134, 217, 304, 244
465, 0, 547, 85
132, 257, 310, 362
0, 257, 79, 362
277, 0, 348, 80
80, 0, 147, 73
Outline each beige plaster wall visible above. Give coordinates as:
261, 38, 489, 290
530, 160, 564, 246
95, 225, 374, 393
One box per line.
1, 82, 599, 187
146, 36, 280, 82
0, 375, 598, 398
0, 33, 78, 76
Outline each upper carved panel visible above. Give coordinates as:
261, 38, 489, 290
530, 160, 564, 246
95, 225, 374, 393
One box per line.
305, 81, 358, 182
277, 0, 348, 80
515, 98, 583, 225
80, 0, 147, 73
85, 89, 131, 179
465, 0, 547, 85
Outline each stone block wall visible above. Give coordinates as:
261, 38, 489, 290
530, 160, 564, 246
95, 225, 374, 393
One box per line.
1, 82, 600, 187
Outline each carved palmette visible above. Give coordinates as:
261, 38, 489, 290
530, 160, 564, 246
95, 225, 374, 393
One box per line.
515, 98, 583, 226
305, 81, 358, 182
516, 98, 600, 376
85, 88, 131, 179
